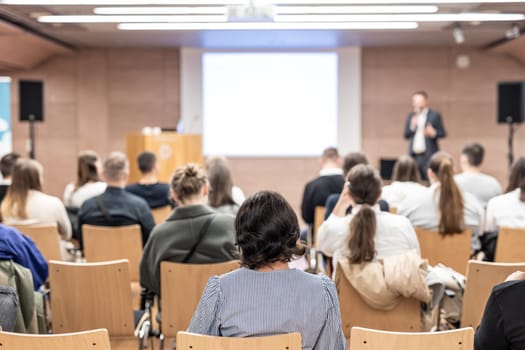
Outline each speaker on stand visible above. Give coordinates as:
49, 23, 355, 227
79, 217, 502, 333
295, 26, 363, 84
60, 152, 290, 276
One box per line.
498, 82, 524, 169
19, 80, 44, 160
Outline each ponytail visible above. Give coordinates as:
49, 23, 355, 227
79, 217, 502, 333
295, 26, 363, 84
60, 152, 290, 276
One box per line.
434, 156, 464, 234
348, 205, 376, 264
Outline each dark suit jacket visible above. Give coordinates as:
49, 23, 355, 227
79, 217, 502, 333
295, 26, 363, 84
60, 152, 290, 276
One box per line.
403, 109, 446, 158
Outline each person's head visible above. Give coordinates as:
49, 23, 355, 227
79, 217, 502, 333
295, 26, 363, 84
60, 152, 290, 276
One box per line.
0, 153, 20, 179
412, 91, 428, 113
428, 151, 464, 234
1, 159, 43, 219
206, 156, 236, 208
392, 155, 421, 183
235, 191, 305, 270
137, 151, 158, 175
506, 157, 525, 202
75, 150, 101, 189
460, 143, 484, 171
345, 164, 382, 264
102, 152, 129, 187
342, 152, 368, 177
320, 147, 341, 169
170, 163, 208, 206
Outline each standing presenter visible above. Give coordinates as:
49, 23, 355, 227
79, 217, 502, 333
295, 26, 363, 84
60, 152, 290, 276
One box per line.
403, 91, 446, 181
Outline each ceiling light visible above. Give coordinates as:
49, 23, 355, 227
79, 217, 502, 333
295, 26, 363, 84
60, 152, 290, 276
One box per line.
37, 14, 228, 23
274, 5, 439, 14
453, 23, 464, 44
94, 7, 227, 15
274, 13, 525, 22
118, 21, 418, 30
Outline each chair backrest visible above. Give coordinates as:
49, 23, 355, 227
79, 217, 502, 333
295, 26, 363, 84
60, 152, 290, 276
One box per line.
11, 223, 62, 261
495, 227, 525, 262
461, 260, 525, 329
334, 262, 420, 339
82, 224, 142, 281
151, 205, 172, 225
49, 259, 134, 336
414, 227, 471, 274
313, 206, 325, 238
349, 327, 474, 350
160, 260, 240, 337
0, 329, 111, 350
176, 331, 302, 350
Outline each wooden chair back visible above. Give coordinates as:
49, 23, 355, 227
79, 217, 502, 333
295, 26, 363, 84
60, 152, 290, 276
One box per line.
151, 205, 172, 225
82, 224, 142, 281
415, 228, 471, 274
495, 227, 525, 262
160, 260, 240, 337
176, 331, 302, 350
11, 223, 62, 261
49, 260, 134, 336
0, 329, 111, 350
313, 206, 326, 239
349, 327, 474, 350
334, 261, 420, 339
461, 260, 525, 329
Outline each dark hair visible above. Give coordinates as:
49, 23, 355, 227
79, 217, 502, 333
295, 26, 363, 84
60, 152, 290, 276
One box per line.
322, 147, 340, 161
170, 163, 207, 204
429, 152, 464, 234
0, 153, 20, 178
235, 191, 306, 269
1, 159, 42, 219
75, 150, 100, 190
346, 164, 382, 264
413, 91, 428, 99
206, 156, 236, 208
462, 143, 484, 167
137, 151, 156, 174
342, 152, 368, 176
506, 157, 525, 202
392, 155, 421, 182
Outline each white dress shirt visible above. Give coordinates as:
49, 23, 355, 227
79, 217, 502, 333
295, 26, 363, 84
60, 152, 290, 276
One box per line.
412, 108, 428, 154
485, 189, 525, 232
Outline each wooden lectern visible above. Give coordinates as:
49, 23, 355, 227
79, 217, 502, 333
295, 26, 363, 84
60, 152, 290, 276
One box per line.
126, 132, 203, 183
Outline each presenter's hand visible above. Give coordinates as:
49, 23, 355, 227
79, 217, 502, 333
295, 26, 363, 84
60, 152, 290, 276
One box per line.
333, 182, 352, 217
424, 124, 437, 138
410, 115, 418, 131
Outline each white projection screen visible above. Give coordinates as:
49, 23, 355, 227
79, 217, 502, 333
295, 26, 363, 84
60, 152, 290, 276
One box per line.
202, 52, 338, 157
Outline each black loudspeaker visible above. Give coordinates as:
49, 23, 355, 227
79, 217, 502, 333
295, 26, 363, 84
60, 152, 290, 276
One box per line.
498, 82, 525, 124
19, 80, 43, 122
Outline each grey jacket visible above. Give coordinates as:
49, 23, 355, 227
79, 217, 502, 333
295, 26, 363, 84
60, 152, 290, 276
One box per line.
139, 204, 237, 295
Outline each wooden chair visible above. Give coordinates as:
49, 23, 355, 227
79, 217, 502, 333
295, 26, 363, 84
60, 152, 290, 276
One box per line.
349, 327, 474, 350
461, 260, 525, 329
415, 228, 472, 274
11, 223, 62, 261
176, 331, 302, 350
151, 205, 172, 225
495, 227, 525, 262
0, 329, 111, 350
334, 261, 421, 339
313, 206, 326, 241
160, 261, 240, 349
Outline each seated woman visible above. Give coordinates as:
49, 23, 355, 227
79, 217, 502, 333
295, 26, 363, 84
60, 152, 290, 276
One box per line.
205, 156, 244, 216
63, 150, 106, 208
397, 151, 484, 252
381, 155, 426, 209
188, 191, 346, 350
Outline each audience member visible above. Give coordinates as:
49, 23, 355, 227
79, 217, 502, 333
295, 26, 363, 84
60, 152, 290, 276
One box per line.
140, 163, 236, 296
125, 151, 171, 209
78, 152, 154, 249
63, 150, 106, 208
397, 151, 483, 252
455, 143, 501, 207
318, 164, 420, 272
206, 156, 245, 215
188, 191, 346, 350
0, 152, 20, 204
474, 271, 525, 350
381, 155, 426, 208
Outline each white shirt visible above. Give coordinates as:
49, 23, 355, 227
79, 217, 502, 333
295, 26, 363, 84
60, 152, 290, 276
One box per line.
319, 168, 344, 177
454, 172, 502, 207
317, 205, 420, 271
381, 181, 427, 209
231, 186, 246, 207
63, 181, 107, 208
412, 108, 428, 154
485, 189, 525, 232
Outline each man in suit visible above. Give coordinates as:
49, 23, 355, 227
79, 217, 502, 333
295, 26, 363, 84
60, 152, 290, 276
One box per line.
403, 91, 446, 181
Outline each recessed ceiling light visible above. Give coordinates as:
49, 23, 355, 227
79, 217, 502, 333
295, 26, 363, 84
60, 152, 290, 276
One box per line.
94, 6, 227, 15
37, 14, 228, 23
274, 13, 525, 22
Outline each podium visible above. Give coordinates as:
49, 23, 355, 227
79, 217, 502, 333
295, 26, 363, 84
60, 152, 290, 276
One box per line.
125, 132, 203, 183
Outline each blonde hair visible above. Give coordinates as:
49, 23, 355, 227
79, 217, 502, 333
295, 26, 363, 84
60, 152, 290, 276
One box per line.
171, 163, 207, 204
1, 159, 43, 219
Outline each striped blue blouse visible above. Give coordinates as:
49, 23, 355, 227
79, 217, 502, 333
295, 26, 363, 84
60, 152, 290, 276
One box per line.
188, 268, 346, 350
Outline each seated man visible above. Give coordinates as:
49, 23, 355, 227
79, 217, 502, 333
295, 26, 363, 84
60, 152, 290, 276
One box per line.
125, 151, 171, 209
0, 152, 20, 204
78, 152, 155, 249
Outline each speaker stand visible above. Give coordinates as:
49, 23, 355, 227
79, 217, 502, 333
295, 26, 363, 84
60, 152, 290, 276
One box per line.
507, 121, 519, 169
28, 114, 35, 160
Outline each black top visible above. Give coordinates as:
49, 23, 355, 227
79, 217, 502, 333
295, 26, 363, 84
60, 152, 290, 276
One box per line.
78, 186, 155, 249
125, 182, 171, 209
301, 174, 344, 225
0, 184, 9, 204
323, 193, 390, 220
475, 279, 525, 350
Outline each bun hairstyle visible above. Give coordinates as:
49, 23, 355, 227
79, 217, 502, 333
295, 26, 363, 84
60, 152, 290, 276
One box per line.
506, 157, 525, 202
428, 151, 464, 234
235, 191, 305, 270
392, 155, 421, 183
170, 163, 207, 204
346, 164, 382, 264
